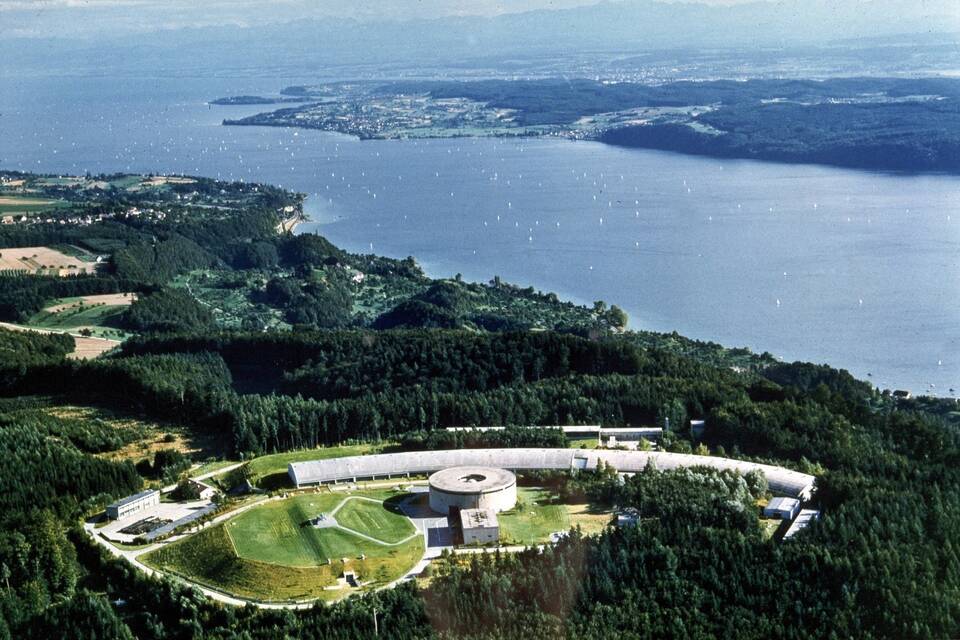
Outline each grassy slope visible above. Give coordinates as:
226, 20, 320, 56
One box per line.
29, 303, 126, 331
144, 524, 347, 602
146, 490, 423, 601
335, 497, 416, 544
228, 493, 345, 566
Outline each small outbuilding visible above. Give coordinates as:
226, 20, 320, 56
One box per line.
460, 508, 499, 545
690, 419, 706, 439
616, 507, 640, 528
763, 497, 801, 521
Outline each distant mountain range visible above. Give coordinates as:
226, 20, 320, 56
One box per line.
1, 0, 957, 77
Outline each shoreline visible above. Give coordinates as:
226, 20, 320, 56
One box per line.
291, 217, 950, 400
277, 213, 306, 234
223, 117, 960, 177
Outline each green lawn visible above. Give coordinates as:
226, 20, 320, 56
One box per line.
227, 493, 346, 567
498, 489, 571, 545
334, 497, 416, 544
759, 518, 785, 541
498, 488, 612, 545
227, 492, 415, 565
145, 489, 423, 602
568, 436, 601, 449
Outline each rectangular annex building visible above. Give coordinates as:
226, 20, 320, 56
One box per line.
461, 508, 499, 545
106, 489, 160, 521
763, 497, 801, 521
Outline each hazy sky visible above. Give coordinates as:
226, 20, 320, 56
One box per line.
1, 0, 955, 38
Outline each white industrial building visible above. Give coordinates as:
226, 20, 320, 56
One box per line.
445, 425, 664, 443
429, 466, 517, 514
288, 448, 815, 500
763, 497, 801, 520
106, 489, 160, 520
783, 509, 820, 540
460, 508, 500, 545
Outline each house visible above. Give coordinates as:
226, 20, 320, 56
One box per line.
188, 480, 216, 500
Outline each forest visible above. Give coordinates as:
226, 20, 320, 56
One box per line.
1, 308, 959, 639
0, 173, 957, 638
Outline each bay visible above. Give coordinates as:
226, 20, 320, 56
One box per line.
1, 76, 957, 394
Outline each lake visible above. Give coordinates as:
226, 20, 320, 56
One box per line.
1, 76, 957, 394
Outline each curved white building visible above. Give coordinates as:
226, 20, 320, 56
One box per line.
288, 448, 815, 500
428, 466, 517, 513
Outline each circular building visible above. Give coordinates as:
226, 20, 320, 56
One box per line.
428, 466, 517, 514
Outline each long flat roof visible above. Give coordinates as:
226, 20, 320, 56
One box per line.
767, 496, 800, 510
289, 448, 815, 499
783, 509, 821, 540
445, 425, 663, 436
107, 489, 159, 510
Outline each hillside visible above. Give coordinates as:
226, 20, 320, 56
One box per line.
0, 172, 957, 638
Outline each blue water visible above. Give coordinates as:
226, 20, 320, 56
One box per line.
1, 76, 958, 394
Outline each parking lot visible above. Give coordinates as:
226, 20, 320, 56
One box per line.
98, 499, 213, 543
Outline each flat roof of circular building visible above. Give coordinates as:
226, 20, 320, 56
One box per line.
429, 466, 516, 494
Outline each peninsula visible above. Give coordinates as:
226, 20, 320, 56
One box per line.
219, 77, 960, 172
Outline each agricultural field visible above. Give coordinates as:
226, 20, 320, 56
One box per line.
0, 195, 68, 214
144, 489, 423, 602
498, 488, 613, 545
0, 292, 136, 358
26, 293, 136, 340
67, 335, 122, 359
0, 322, 119, 359
0, 246, 97, 276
